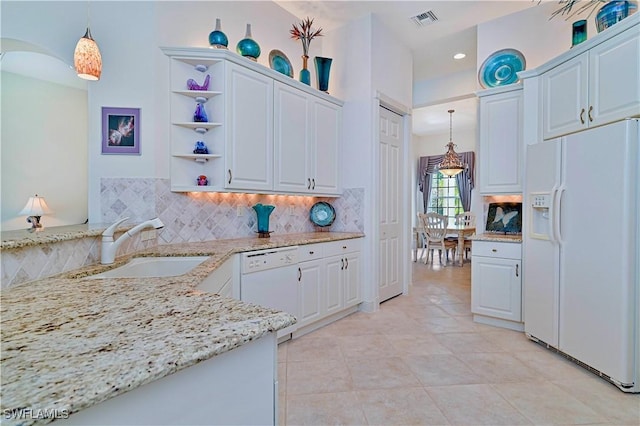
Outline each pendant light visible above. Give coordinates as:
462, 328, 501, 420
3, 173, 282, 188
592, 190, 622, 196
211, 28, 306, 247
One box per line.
74, 3, 102, 80
436, 109, 466, 177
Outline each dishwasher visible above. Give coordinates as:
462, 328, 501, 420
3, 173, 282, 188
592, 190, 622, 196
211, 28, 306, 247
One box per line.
240, 246, 299, 340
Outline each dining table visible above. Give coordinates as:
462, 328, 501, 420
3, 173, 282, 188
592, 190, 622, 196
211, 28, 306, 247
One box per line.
413, 218, 476, 267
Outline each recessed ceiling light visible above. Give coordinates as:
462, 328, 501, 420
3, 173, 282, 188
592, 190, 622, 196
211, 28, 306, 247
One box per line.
453, 53, 466, 60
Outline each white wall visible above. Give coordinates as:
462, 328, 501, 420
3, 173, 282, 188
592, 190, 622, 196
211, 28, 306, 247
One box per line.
1, 71, 88, 230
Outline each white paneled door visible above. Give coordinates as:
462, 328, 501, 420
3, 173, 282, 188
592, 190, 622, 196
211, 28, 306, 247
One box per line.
378, 106, 403, 302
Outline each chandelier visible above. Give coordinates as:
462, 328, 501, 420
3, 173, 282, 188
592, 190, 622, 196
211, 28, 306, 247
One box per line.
436, 109, 466, 177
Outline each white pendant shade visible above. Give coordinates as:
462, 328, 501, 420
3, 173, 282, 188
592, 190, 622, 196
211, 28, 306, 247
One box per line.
19, 195, 53, 216
74, 27, 102, 81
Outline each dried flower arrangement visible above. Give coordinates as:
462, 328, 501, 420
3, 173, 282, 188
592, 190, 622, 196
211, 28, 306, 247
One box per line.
290, 17, 323, 57
545, 0, 608, 20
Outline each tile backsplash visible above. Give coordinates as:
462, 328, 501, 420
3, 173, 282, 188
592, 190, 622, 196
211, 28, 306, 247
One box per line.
102, 178, 364, 243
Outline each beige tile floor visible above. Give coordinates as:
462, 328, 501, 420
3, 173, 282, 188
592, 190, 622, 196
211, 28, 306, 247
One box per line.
277, 259, 640, 425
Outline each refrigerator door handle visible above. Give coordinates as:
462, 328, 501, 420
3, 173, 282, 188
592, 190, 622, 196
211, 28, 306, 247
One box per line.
549, 185, 558, 244
555, 186, 566, 245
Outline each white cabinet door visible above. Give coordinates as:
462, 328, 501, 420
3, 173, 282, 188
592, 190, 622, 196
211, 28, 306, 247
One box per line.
311, 99, 341, 194
325, 255, 345, 316
343, 251, 361, 308
472, 255, 521, 322
479, 88, 523, 194
297, 260, 324, 328
225, 62, 273, 191
542, 54, 588, 140
274, 82, 311, 193
589, 27, 640, 127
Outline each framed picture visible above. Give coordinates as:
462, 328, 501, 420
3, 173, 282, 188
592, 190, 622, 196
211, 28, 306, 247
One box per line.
101, 107, 140, 155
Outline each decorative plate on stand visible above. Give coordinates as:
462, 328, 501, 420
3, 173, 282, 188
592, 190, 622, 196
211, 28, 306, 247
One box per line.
269, 49, 294, 78
309, 202, 336, 227
478, 48, 526, 88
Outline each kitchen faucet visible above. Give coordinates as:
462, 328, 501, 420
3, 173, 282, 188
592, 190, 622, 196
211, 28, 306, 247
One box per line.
101, 217, 164, 264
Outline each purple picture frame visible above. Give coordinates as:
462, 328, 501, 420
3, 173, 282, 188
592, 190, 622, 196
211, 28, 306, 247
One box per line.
101, 107, 140, 155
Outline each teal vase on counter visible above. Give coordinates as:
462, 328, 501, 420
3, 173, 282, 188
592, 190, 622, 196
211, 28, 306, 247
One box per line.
253, 203, 275, 237
299, 55, 311, 85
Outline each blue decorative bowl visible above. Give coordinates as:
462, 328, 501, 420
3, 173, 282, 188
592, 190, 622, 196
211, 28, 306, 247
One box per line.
478, 48, 526, 89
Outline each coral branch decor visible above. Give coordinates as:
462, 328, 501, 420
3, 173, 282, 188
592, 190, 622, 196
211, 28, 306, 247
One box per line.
290, 17, 323, 85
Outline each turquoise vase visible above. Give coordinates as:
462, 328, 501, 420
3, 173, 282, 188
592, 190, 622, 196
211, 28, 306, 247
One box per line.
314, 56, 333, 92
208, 18, 228, 49
252, 203, 275, 237
299, 55, 310, 85
236, 23, 260, 61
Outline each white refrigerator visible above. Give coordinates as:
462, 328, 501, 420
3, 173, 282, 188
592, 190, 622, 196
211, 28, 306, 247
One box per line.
524, 118, 639, 393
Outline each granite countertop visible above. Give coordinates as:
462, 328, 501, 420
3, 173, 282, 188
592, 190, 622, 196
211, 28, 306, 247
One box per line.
471, 233, 522, 243
1, 223, 129, 250
0, 231, 364, 426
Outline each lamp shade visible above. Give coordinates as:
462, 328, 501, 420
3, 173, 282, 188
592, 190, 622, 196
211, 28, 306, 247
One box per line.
74, 27, 102, 81
19, 195, 53, 216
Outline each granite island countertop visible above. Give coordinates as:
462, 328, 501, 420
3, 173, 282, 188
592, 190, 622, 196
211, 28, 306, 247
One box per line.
0, 231, 364, 426
470, 233, 522, 243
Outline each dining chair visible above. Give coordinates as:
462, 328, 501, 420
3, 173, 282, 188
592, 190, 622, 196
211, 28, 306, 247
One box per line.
417, 212, 457, 265
453, 211, 476, 260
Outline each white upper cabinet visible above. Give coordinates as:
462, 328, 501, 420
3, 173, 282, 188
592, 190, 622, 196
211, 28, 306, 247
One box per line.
162, 47, 343, 196
225, 63, 274, 192
478, 86, 523, 194
541, 20, 640, 140
274, 82, 341, 195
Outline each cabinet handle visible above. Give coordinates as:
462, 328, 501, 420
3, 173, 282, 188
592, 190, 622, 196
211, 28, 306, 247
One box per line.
341, 259, 344, 270
228, 169, 232, 184
588, 105, 593, 122
344, 257, 349, 269
312, 178, 315, 190
580, 108, 585, 124
492, 249, 497, 252
298, 267, 302, 281
309, 251, 314, 255
515, 264, 519, 277
307, 178, 311, 190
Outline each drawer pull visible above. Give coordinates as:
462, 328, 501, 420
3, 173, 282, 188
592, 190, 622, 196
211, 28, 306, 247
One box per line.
309, 251, 314, 255
492, 249, 497, 252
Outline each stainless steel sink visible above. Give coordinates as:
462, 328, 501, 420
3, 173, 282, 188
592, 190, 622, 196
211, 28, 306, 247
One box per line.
88, 256, 210, 279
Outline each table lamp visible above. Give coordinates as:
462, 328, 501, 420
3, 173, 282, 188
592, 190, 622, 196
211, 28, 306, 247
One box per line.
19, 194, 53, 232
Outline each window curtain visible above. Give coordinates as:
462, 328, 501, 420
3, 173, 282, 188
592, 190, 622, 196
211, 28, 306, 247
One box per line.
417, 151, 475, 212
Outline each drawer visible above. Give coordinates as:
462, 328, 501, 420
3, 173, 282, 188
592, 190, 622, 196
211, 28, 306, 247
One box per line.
324, 238, 362, 257
472, 241, 521, 260
297, 243, 325, 262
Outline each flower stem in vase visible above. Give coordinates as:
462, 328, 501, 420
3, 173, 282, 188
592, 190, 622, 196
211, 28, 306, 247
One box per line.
300, 55, 311, 85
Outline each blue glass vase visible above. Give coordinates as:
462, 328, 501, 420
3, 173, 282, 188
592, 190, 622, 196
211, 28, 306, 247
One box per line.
571, 20, 587, 47
314, 56, 333, 92
595, 0, 636, 32
299, 55, 311, 85
208, 18, 228, 49
193, 102, 208, 122
236, 24, 260, 61
252, 203, 275, 237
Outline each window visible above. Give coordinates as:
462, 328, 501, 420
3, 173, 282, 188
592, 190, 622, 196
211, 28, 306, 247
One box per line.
428, 173, 463, 219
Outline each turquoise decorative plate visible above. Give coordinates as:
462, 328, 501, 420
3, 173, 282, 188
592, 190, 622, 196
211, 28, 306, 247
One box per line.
478, 48, 526, 88
310, 202, 336, 227
269, 49, 293, 78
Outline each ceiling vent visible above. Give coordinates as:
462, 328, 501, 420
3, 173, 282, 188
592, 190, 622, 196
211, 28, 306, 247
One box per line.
410, 10, 438, 27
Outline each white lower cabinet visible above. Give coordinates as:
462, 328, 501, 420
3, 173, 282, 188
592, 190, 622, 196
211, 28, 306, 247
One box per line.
471, 241, 523, 331
295, 239, 362, 334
